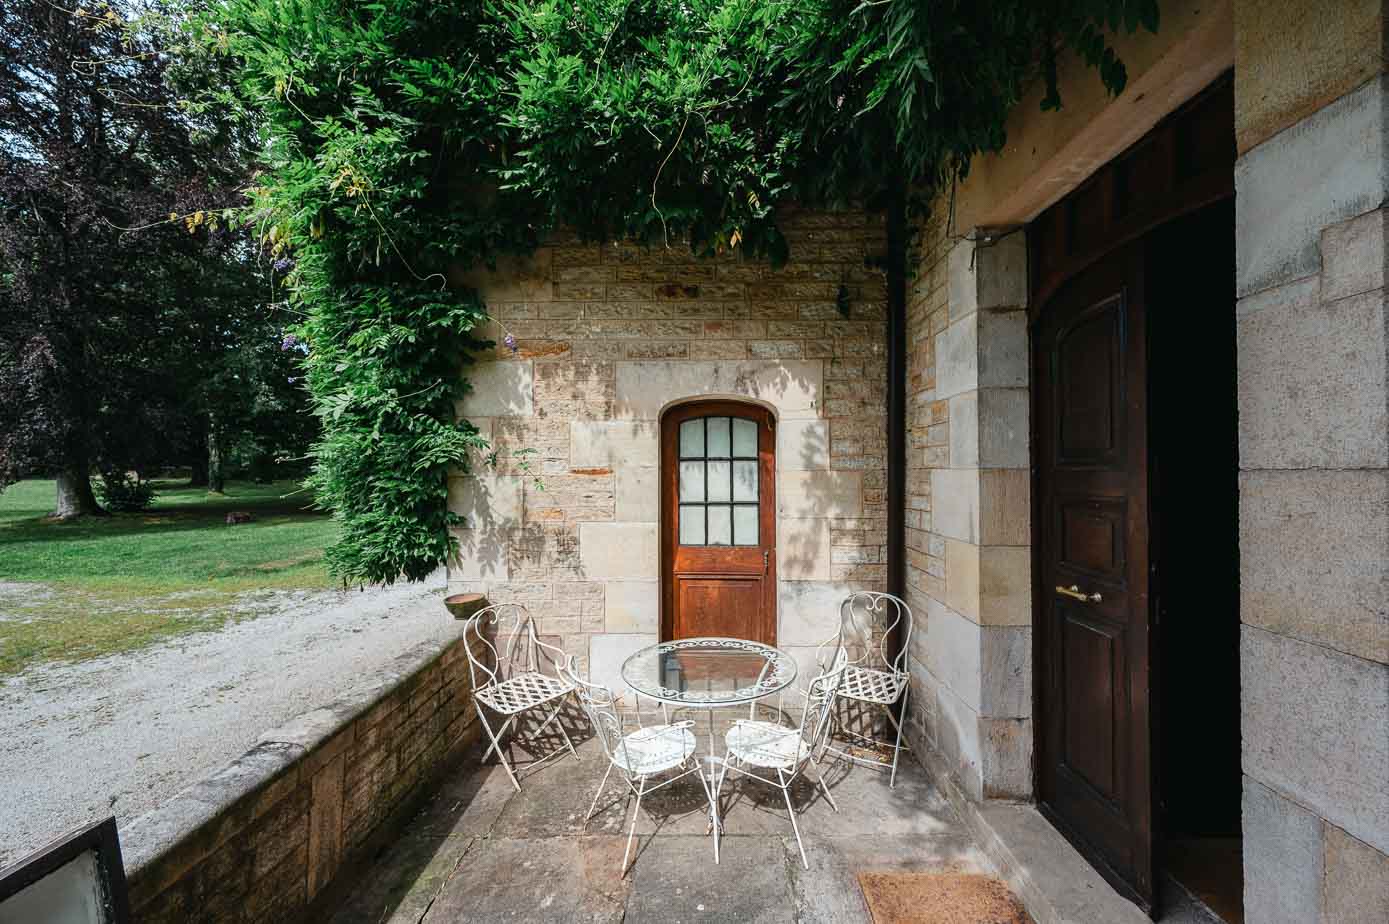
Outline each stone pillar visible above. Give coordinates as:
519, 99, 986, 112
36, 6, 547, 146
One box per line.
1233, 0, 1389, 918
905, 228, 1033, 800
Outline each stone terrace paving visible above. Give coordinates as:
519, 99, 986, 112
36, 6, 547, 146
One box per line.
328, 707, 1005, 923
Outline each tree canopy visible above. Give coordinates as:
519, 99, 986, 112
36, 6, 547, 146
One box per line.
0, 0, 310, 514
198, 0, 1159, 584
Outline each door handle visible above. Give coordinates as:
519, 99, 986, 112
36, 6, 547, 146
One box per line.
1056, 584, 1103, 604
763, 549, 770, 575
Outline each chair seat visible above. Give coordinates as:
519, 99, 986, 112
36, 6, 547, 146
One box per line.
725, 720, 810, 770
475, 671, 574, 715
612, 724, 697, 775
837, 665, 907, 705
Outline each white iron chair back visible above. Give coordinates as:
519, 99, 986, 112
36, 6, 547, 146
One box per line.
792, 663, 847, 780
462, 602, 568, 691
839, 591, 912, 676
567, 672, 632, 768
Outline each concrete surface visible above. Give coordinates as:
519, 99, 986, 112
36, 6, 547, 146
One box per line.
328, 713, 1002, 924
0, 573, 453, 868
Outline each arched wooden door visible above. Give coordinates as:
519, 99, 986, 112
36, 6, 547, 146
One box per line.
660, 401, 776, 643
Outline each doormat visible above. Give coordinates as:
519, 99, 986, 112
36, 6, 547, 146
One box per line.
857, 872, 1032, 924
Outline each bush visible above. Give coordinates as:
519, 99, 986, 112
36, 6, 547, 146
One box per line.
96, 472, 157, 512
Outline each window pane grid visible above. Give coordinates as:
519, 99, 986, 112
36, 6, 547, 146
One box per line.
676, 415, 759, 547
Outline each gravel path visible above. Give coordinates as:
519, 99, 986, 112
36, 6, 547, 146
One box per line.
0, 573, 454, 867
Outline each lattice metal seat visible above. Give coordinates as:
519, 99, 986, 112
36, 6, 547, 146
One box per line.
463, 604, 579, 791
725, 721, 811, 769
820, 592, 915, 787
609, 723, 698, 776
838, 664, 908, 706
474, 672, 573, 716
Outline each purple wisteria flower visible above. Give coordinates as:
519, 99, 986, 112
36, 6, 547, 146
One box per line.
281, 333, 300, 351
273, 256, 294, 273
503, 333, 518, 353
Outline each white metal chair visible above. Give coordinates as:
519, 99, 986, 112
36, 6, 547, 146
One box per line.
822, 591, 914, 787
563, 667, 701, 876
714, 663, 846, 869
463, 603, 579, 791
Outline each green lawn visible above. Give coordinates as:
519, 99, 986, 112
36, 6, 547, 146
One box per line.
0, 479, 337, 675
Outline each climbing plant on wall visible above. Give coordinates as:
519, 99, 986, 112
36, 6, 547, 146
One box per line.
199, 0, 1159, 585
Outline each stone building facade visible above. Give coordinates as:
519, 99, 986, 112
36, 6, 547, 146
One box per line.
894, 0, 1388, 919
446, 210, 890, 691
448, 0, 1388, 918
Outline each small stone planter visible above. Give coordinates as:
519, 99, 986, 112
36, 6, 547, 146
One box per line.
443, 592, 487, 621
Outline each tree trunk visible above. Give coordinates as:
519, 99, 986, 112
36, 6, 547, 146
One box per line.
53, 463, 104, 518
188, 453, 208, 487
207, 419, 225, 494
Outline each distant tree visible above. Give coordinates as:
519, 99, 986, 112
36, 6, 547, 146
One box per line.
162, 250, 316, 492
0, 0, 270, 514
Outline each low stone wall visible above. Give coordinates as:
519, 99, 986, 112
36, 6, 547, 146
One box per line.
121, 620, 483, 922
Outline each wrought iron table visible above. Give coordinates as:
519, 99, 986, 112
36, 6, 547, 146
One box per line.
620, 636, 798, 862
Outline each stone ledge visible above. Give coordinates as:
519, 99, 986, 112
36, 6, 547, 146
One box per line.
122, 614, 481, 922
915, 740, 1149, 924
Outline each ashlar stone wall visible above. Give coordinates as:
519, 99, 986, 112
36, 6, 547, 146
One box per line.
446, 210, 890, 691
1232, 1, 1389, 915
901, 209, 1033, 802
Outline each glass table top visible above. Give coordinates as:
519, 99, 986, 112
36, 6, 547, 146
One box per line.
620, 637, 797, 706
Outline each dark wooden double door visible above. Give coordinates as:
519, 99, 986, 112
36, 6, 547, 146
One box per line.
1035, 244, 1156, 905
1033, 77, 1236, 914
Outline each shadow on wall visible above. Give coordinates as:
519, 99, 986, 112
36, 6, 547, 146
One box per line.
451, 355, 883, 620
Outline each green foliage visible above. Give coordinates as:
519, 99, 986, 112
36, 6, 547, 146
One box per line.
201, 0, 1159, 585
95, 472, 157, 513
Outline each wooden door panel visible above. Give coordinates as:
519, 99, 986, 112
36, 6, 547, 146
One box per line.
662, 401, 776, 644
1036, 245, 1154, 910
673, 576, 764, 640
1056, 298, 1124, 466
1058, 499, 1127, 581
1060, 609, 1123, 800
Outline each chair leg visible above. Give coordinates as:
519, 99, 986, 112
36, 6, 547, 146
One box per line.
779, 771, 809, 870
478, 711, 521, 791
711, 754, 733, 865
479, 712, 512, 762
888, 685, 909, 789
707, 764, 721, 866
529, 697, 580, 762
817, 770, 838, 813
555, 701, 580, 760
622, 775, 647, 877
587, 761, 614, 820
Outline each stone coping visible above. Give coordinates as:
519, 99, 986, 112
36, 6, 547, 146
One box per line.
915, 740, 1150, 924
121, 618, 469, 910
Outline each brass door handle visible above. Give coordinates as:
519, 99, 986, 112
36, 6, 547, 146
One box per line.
1056, 584, 1103, 604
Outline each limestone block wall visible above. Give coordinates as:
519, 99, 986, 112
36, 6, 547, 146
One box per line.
446, 210, 889, 691
901, 210, 1033, 802
1232, 1, 1389, 915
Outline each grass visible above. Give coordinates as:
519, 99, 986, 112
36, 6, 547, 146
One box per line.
0, 479, 338, 676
